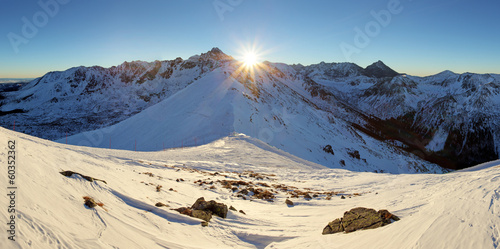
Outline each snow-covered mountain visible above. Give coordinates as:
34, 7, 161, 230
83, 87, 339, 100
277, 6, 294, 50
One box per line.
301, 65, 500, 169
1, 126, 499, 248
59, 58, 443, 173
0, 48, 232, 140
1, 48, 498, 170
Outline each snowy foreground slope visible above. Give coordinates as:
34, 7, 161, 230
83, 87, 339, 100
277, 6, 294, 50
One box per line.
2, 128, 499, 249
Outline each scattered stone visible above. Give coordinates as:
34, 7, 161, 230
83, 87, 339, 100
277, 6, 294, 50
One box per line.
341, 195, 346, 199
285, 199, 294, 206
83, 197, 97, 208
325, 196, 332, 200
323, 145, 334, 155
143, 172, 155, 177
253, 189, 275, 201
155, 202, 169, 207
304, 193, 312, 200
174, 207, 192, 216
156, 185, 162, 192
201, 221, 209, 227
339, 160, 346, 166
322, 207, 399, 235
347, 149, 361, 160
229, 206, 237, 211
239, 210, 246, 215
60, 171, 107, 184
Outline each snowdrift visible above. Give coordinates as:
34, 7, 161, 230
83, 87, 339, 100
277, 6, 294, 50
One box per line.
1, 127, 499, 248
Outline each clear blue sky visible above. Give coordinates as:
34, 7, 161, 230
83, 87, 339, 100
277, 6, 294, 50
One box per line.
1, 0, 499, 78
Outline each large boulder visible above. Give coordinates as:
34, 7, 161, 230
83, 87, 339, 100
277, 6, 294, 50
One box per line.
322, 207, 399, 235
192, 210, 212, 222
191, 197, 228, 218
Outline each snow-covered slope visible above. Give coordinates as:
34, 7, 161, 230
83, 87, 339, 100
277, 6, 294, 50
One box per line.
60, 61, 445, 173
299, 65, 500, 169
1, 127, 499, 248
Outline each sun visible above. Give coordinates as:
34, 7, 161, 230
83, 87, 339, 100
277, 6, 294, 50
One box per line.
243, 52, 259, 67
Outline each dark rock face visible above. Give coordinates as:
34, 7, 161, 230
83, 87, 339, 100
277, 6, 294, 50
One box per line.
191, 210, 212, 222
174, 197, 228, 223
84, 198, 97, 208
322, 207, 399, 235
191, 197, 228, 218
363, 60, 399, 78
323, 145, 334, 155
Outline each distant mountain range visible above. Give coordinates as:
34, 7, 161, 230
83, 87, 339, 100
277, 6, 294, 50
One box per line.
0, 78, 34, 84
1, 48, 498, 171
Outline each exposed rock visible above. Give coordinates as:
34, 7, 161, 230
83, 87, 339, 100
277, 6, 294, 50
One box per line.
229, 206, 237, 211
323, 145, 334, 155
173, 207, 192, 216
60, 171, 107, 184
155, 202, 169, 207
83, 197, 97, 208
201, 221, 209, 227
285, 199, 294, 206
322, 207, 399, 235
347, 149, 361, 160
341, 195, 346, 199
192, 210, 212, 222
253, 189, 275, 201
322, 218, 343, 234
191, 197, 228, 218
239, 210, 246, 215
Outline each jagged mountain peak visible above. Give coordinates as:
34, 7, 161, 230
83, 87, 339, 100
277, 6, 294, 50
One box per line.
198, 47, 234, 62
364, 60, 399, 78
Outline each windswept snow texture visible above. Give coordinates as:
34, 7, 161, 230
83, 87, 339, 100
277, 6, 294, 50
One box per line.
61, 62, 445, 174
1, 128, 499, 249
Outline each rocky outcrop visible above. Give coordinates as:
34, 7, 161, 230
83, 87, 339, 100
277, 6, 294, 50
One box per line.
60, 171, 107, 184
323, 145, 334, 155
191, 197, 228, 218
174, 197, 228, 223
322, 207, 399, 235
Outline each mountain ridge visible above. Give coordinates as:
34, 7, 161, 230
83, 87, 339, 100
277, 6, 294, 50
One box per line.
1, 48, 498, 170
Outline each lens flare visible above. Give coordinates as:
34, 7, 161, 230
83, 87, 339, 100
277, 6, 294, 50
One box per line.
243, 52, 258, 67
